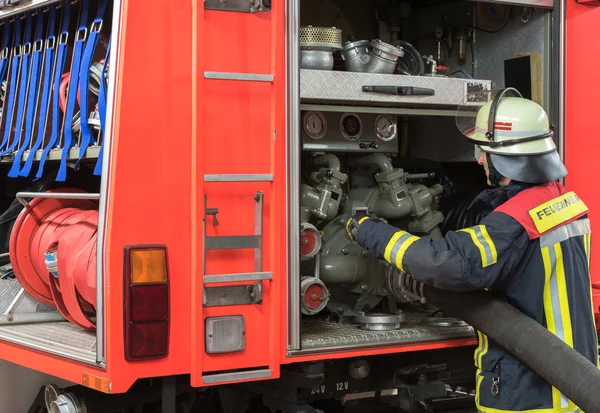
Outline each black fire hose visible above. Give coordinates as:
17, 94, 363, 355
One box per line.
422, 285, 600, 412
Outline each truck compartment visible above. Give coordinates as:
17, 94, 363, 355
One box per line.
0, 0, 113, 365
290, 0, 553, 354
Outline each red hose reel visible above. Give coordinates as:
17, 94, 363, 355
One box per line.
9, 189, 99, 330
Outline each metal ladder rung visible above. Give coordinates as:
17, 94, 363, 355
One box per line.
205, 235, 261, 251
204, 174, 273, 182
204, 72, 274, 82
203, 271, 272, 284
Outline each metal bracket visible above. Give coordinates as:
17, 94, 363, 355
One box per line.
204, 283, 263, 307
203, 192, 267, 306
204, 0, 271, 13
16, 192, 100, 208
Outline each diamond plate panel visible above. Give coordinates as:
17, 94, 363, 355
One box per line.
301, 314, 475, 351
0, 278, 57, 317
300, 69, 491, 107
0, 278, 22, 315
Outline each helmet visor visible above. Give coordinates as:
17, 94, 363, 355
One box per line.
455, 89, 502, 141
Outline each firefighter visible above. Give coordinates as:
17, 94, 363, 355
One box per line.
346, 89, 598, 413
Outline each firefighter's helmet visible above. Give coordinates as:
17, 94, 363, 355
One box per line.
456, 88, 567, 184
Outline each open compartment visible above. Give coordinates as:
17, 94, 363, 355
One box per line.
289, 0, 556, 354
0, 0, 114, 366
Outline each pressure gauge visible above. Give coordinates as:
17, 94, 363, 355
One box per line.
340, 113, 362, 141
374, 115, 397, 141
303, 111, 327, 140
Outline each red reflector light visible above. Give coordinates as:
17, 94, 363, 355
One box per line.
128, 321, 169, 360
124, 245, 170, 361
130, 285, 169, 322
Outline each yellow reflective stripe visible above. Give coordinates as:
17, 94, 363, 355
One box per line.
478, 333, 488, 368
555, 243, 574, 348
476, 403, 582, 413
358, 216, 370, 225
384, 231, 405, 263
394, 236, 419, 272
458, 225, 498, 268
480, 225, 498, 264
475, 368, 484, 406
583, 233, 599, 369
528, 191, 588, 234
473, 331, 483, 367
383, 230, 420, 272
542, 243, 573, 409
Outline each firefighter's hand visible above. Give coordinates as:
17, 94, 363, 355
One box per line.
345, 214, 375, 242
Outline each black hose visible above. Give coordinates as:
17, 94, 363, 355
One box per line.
423, 285, 600, 413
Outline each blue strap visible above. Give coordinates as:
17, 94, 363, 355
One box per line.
76, 0, 107, 167
57, 0, 89, 182
9, 12, 45, 177
1, 14, 33, 157
0, 22, 12, 84
93, 36, 110, 176
0, 19, 22, 152
20, 9, 56, 177
36, 3, 71, 180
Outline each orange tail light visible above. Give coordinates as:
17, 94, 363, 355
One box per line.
123, 245, 170, 361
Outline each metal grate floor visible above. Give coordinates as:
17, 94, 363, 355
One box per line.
300, 312, 475, 352
0, 322, 97, 365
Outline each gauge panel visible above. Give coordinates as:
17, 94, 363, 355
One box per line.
303, 111, 328, 140
301, 111, 398, 153
374, 115, 397, 142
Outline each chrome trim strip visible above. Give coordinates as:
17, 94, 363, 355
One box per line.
287, 0, 301, 351
202, 369, 272, 384
558, 0, 565, 168
96, 0, 126, 365
204, 71, 274, 82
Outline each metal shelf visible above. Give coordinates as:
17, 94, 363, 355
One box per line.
300, 69, 492, 109
0, 146, 100, 164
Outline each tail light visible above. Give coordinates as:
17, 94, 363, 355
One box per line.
124, 245, 170, 361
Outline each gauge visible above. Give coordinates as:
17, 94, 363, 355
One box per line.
374, 115, 397, 142
339, 113, 362, 141
303, 111, 327, 140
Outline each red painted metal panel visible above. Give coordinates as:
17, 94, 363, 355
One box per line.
102, 0, 194, 392
191, 0, 286, 385
565, 0, 600, 322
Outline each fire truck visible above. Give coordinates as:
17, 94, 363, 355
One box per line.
0, 0, 597, 411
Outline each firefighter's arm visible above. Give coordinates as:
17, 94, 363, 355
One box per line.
348, 212, 528, 291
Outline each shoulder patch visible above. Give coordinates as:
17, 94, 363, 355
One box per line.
494, 182, 588, 239
528, 191, 588, 234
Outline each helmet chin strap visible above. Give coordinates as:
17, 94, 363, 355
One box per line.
486, 152, 504, 187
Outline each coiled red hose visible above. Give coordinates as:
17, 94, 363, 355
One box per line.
9, 189, 99, 330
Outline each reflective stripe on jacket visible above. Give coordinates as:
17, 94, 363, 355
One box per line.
355, 181, 598, 413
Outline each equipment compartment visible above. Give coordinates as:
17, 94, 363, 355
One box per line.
290, 0, 554, 355
0, 0, 113, 366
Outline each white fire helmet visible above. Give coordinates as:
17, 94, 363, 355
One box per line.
456, 88, 567, 184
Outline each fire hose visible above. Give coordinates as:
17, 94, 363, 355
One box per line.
420, 284, 600, 412
9, 189, 99, 330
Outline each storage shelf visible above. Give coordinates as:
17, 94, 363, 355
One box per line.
0, 146, 100, 164
0, 322, 97, 365
300, 69, 491, 109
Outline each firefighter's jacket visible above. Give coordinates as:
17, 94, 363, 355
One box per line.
355, 181, 598, 413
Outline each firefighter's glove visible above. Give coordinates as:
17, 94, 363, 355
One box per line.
345, 214, 375, 242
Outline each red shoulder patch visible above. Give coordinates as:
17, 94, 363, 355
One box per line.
494, 182, 588, 240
